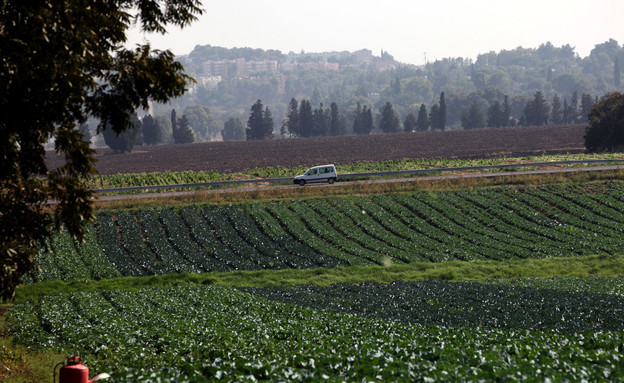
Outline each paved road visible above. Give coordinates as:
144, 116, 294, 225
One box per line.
93, 163, 624, 202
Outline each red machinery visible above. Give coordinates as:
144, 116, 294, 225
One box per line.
54, 356, 110, 383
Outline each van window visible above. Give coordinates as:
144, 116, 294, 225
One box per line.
308, 169, 318, 175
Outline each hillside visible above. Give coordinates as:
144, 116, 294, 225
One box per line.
48, 125, 587, 175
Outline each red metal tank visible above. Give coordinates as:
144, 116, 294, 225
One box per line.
59, 356, 89, 383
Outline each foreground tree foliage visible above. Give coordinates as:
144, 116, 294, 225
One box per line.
0, 0, 202, 300
585, 92, 624, 153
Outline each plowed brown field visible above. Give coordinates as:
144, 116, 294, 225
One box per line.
46, 125, 587, 175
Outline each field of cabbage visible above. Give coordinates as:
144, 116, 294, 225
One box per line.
31, 181, 624, 283
8, 279, 624, 382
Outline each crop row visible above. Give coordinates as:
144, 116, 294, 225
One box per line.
33, 181, 624, 282
8, 283, 624, 382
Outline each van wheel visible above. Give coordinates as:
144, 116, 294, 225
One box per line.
299, 180, 306, 186
328, 178, 335, 184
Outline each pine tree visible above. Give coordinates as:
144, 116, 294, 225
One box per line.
174, 114, 196, 143
550, 94, 562, 125
417, 104, 429, 131
379, 101, 401, 133
404, 112, 417, 132
246, 99, 265, 140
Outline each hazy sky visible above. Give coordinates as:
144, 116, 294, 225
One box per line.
127, 0, 623, 65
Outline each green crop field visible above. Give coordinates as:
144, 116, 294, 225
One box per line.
5, 173, 624, 381
27, 181, 624, 282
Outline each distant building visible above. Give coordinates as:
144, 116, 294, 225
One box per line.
195, 76, 222, 90
203, 58, 278, 77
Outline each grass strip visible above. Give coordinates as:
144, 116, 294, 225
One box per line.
14, 253, 624, 303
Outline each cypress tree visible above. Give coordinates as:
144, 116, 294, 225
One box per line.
286, 98, 299, 137
502, 95, 512, 126
352, 102, 363, 134
417, 104, 429, 131
438, 92, 447, 130
298, 99, 314, 137
429, 104, 440, 131
329, 102, 346, 136
262, 106, 274, 140
551, 94, 562, 125
379, 101, 401, 133
362, 106, 374, 135
404, 112, 417, 132
487, 101, 503, 127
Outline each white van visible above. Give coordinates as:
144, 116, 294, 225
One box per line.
293, 164, 337, 186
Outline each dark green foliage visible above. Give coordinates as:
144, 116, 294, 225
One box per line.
429, 103, 441, 130
312, 103, 330, 136
183, 105, 217, 140
353, 102, 373, 135
141, 114, 162, 145
222, 117, 246, 141
244, 280, 624, 332
550, 94, 562, 125
246, 99, 274, 140
522, 91, 550, 125
580, 93, 595, 123
403, 112, 417, 132
585, 92, 624, 152
438, 91, 447, 130
285, 98, 299, 137
329, 102, 347, 136
8, 284, 624, 382
173, 114, 196, 144
102, 114, 142, 153
298, 99, 314, 137
462, 100, 485, 129
379, 101, 401, 133
0, 0, 201, 300
32, 182, 624, 282
416, 104, 429, 131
